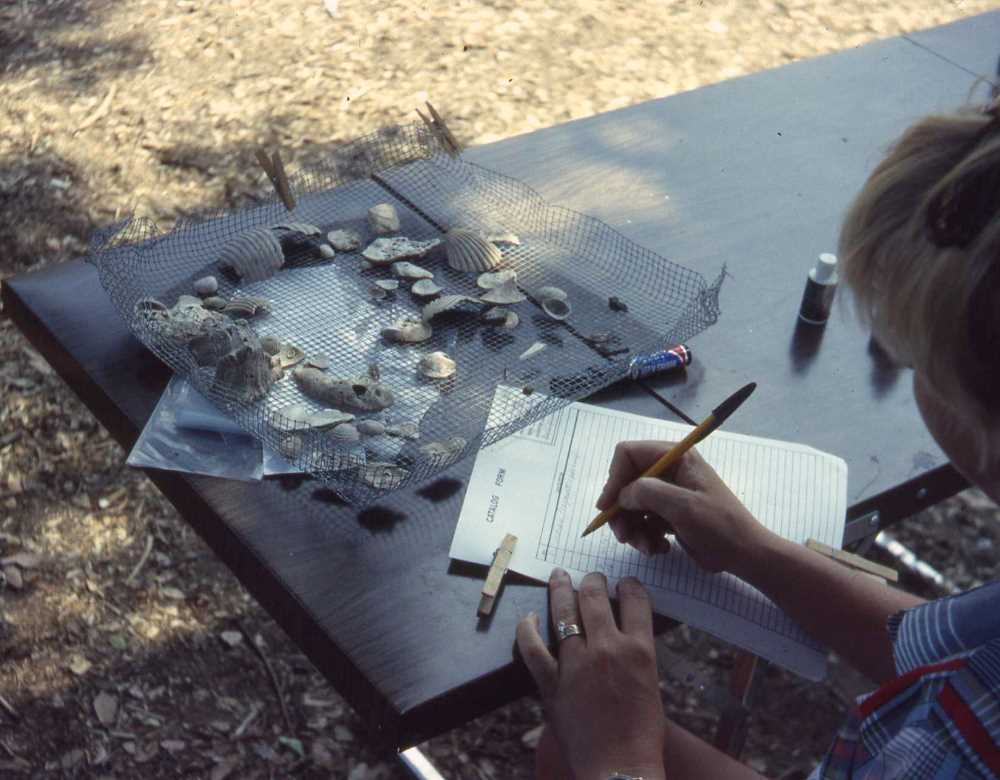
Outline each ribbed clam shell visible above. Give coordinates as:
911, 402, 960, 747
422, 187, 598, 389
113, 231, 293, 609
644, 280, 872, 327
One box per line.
418, 351, 457, 380
480, 279, 526, 305
218, 227, 284, 282
444, 229, 503, 272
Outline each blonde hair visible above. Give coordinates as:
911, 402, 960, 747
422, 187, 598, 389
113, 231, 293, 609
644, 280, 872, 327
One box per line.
838, 101, 1000, 443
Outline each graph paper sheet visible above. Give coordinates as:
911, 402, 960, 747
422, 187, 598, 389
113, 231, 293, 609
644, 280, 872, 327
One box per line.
450, 388, 848, 680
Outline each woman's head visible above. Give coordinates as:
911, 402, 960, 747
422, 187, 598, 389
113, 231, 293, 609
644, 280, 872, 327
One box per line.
839, 98, 1000, 495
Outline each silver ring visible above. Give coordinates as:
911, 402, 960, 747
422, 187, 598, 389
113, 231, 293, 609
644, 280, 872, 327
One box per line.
556, 621, 584, 641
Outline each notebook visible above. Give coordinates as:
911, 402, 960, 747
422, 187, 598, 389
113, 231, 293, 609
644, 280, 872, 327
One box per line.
449, 387, 848, 680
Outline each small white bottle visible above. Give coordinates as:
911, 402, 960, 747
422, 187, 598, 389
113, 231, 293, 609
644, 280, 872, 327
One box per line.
798, 253, 838, 325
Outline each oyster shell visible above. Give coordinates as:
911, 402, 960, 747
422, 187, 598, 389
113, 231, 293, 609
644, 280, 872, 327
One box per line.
482, 307, 520, 329
276, 342, 306, 369
212, 328, 273, 403
139, 297, 225, 345
306, 409, 355, 430
356, 419, 386, 436
536, 286, 568, 303
359, 462, 408, 490
218, 227, 284, 282
271, 222, 321, 236
362, 237, 440, 265
194, 275, 218, 296
279, 434, 304, 460
418, 351, 457, 380
410, 279, 442, 299
305, 354, 330, 370
421, 294, 483, 323
327, 229, 362, 251
318, 244, 336, 259
293, 367, 394, 412
444, 228, 503, 272
222, 297, 270, 319
368, 203, 401, 235
541, 297, 572, 320
391, 261, 434, 279
385, 421, 419, 440
477, 269, 517, 290
519, 341, 547, 361
381, 318, 433, 344
202, 296, 228, 311
419, 436, 467, 463
481, 279, 526, 305
329, 423, 361, 443
374, 279, 399, 292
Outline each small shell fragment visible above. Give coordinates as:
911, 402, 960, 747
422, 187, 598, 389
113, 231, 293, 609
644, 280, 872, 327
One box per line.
502, 311, 520, 329
477, 269, 517, 290
360, 462, 408, 490
218, 227, 284, 282
410, 278, 442, 299
541, 297, 572, 321
356, 419, 387, 436
370, 285, 387, 301
279, 434, 304, 460
368, 203, 401, 235
418, 351, 457, 380
293, 367, 394, 412
381, 318, 433, 343
329, 423, 361, 444
222, 297, 270, 319
391, 261, 434, 280
375, 279, 399, 292
419, 436, 467, 463
520, 341, 547, 361
608, 296, 629, 312
485, 231, 521, 246
305, 409, 355, 430
318, 244, 336, 259
536, 286, 568, 303
327, 229, 362, 251
276, 343, 306, 369
421, 295, 482, 323
202, 296, 228, 311
305, 354, 330, 370
481, 279, 526, 305
194, 275, 218, 296
271, 222, 321, 236
444, 228, 503, 272
362, 237, 440, 265
386, 421, 419, 440
481, 306, 510, 324
278, 403, 313, 426
260, 335, 282, 356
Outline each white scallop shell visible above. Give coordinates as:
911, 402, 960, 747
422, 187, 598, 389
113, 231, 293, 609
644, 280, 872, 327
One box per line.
535, 286, 568, 302
541, 297, 572, 320
327, 229, 362, 251
418, 351, 456, 379
381, 318, 433, 343
391, 261, 434, 279
218, 228, 284, 282
368, 203, 401, 234
421, 294, 483, 323
444, 228, 503, 272
477, 269, 517, 289
480, 279, 526, 305
362, 237, 440, 264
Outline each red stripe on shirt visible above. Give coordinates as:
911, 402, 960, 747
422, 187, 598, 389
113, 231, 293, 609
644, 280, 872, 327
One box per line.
938, 682, 1000, 775
859, 658, 967, 718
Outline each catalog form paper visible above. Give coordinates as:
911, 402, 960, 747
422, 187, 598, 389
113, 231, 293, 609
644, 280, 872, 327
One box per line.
449, 390, 848, 680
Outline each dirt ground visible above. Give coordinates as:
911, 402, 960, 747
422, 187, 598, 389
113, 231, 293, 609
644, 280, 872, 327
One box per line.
2, 0, 999, 777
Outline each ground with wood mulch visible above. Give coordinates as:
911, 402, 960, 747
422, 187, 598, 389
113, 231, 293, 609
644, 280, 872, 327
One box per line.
1, 1, 998, 777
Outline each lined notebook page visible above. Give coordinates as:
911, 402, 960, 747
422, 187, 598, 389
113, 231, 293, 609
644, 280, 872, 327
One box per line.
450, 390, 848, 680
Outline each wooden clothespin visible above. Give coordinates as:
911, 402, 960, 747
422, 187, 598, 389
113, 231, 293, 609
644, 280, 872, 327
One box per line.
416, 101, 463, 158
478, 533, 517, 617
254, 147, 297, 211
805, 538, 899, 583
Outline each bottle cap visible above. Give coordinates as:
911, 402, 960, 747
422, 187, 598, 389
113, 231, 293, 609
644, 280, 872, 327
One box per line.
813, 253, 838, 284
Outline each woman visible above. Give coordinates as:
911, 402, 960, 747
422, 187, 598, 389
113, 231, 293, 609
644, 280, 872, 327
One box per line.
515, 99, 1000, 779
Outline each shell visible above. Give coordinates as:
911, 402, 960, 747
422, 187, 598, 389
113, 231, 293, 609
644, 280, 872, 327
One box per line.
419, 436, 467, 463
278, 434, 304, 460
318, 244, 336, 259
444, 229, 503, 272
194, 275, 218, 296
222, 297, 270, 319
327, 229, 362, 251
187, 320, 249, 367
293, 367, 395, 412
276, 342, 306, 369
212, 329, 273, 403
421, 294, 483, 323
391, 261, 434, 280
368, 203, 401, 235
385, 421, 419, 440
305, 354, 330, 370
477, 269, 517, 290
536, 286, 568, 303
482, 306, 509, 324
218, 227, 284, 282
485, 231, 521, 246
480, 279, 526, 305
502, 311, 520, 329
519, 341, 547, 361
381, 318, 433, 343
260, 335, 282, 356
370, 285, 387, 301
410, 279, 442, 299
359, 462, 408, 490
362, 237, 440, 265
418, 351, 457, 380
202, 296, 228, 311
356, 419, 386, 436
541, 297, 572, 320
176, 294, 203, 309
305, 409, 355, 430
329, 423, 361, 443
375, 279, 399, 291
608, 296, 629, 312
271, 222, 321, 236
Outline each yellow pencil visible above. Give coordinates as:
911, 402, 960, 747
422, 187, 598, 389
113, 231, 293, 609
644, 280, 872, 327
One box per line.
580, 382, 757, 538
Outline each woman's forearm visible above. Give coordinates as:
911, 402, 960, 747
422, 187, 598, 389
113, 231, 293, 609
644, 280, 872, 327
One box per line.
734, 530, 924, 683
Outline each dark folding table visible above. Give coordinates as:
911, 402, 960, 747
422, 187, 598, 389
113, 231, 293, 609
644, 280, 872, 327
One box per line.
3, 11, 997, 752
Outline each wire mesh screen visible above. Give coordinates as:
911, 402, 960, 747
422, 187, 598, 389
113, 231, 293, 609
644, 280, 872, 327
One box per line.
89, 122, 724, 504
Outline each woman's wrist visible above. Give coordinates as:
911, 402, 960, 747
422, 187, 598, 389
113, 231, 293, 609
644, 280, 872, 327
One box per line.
727, 521, 782, 584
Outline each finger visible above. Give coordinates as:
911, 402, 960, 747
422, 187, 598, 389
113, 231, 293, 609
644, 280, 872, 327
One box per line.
577, 572, 616, 640
596, 440, 674, 510
618, 476, 691, 517
516, 612, 558, 698
548, 568, 584, 658
616, 577, 654, 641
